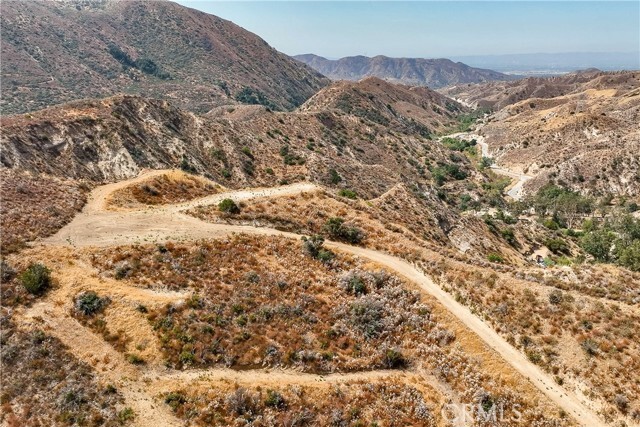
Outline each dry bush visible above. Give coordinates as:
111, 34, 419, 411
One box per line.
424, 259, 640, 420
90, 236, 433, 372
0, 169, 88, 254
162, 381, 437, 426
0, 315, 125, 426
108, 171, 221, 209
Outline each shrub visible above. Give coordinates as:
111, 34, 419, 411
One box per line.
75, 291, 109, 316
323, 217, 364, 244
241, 146, 253, 158
338, 189, 357, 199
581, 339, 599, 356
614, 394, 629, 412
548, 290, 563, 305
1, 259, 16, 282
342, 273, 367, 295
545, 238, 569, 255
264, 390, 286, 409
165, 392, 187, 412
117, 407, 135, 423
350, 297, 384, 339
487, 253, 503, 263
479, 156, 494, 170
218, 198, 240, 214
329, 168, 342, 185
302, 235, 334, 262
235, 87, 276, 109
279, 145, 305, 165
114, 263, 131, 280
500, 228, 517, 246
20, 263, 51, 295
180, 157, 197, 174
382, 348, 406, 368
126, 353, 145, 365
227, 388, 256, 415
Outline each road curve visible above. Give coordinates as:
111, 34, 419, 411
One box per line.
441, 133, 534, 201
41, 170, 604, 427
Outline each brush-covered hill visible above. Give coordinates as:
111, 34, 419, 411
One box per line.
294, 54, 511, 88
1, 90, 525, 263
0, 86, 466, 195
439, 68, 625, 110
299, 77, 466, 137
0, 0, 328, 115
471, 71, 640, 196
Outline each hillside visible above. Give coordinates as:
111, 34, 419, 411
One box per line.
299, 76, 466, 136
294, 54, 511, 88
3, 34, 640, 426
440, 68, 619, 110
464, 71, 640, 196
0, 81, 468, 191
0, 0, 328, 114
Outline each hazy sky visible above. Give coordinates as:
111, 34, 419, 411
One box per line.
175, 1, 639, 58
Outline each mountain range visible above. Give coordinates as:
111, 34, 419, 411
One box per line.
1, 0, 328, 114
293, 54, 513, 88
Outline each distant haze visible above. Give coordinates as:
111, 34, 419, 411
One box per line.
451, 52, 640, 75
176, 1, 639, 69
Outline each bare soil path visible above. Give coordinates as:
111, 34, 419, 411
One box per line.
442, 132, 534, 201
31, 170, 604, 427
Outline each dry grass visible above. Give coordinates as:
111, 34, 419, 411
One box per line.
0, 317, 126, 426
162, 380, 439, 426
86, 235, 570, 426
107, 170, 222, 209
89, 235, 433, 373
424, 259, 640, 423
0, 170, 88, 254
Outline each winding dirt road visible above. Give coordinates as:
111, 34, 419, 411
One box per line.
443, 132, 534, 201
36, 170, 604, 427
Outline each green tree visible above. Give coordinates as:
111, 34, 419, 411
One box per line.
617, 241, 640, 271
580, 230, 615, 261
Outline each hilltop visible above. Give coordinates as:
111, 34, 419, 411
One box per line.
1, 0, 328, 114
294, 54, 511, 88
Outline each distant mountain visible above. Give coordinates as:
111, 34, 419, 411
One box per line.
293, 54, 512, 88
0, 0, 329, 114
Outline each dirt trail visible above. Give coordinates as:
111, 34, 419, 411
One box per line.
32, 170, 604, 427
443, 132, 534, 201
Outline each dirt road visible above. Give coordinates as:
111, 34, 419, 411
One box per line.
443, 132, 534, 201
37, 170, 603, 427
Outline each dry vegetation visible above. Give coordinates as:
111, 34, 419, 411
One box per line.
0, 169, 88, 254
188, 187, 523, 266
161, 380, 439, 426
88, 236, 434, 372
422, 259, 640, 424
85, 235, 569, 426
0, 316, 127, 426
107, 170, 222, 209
